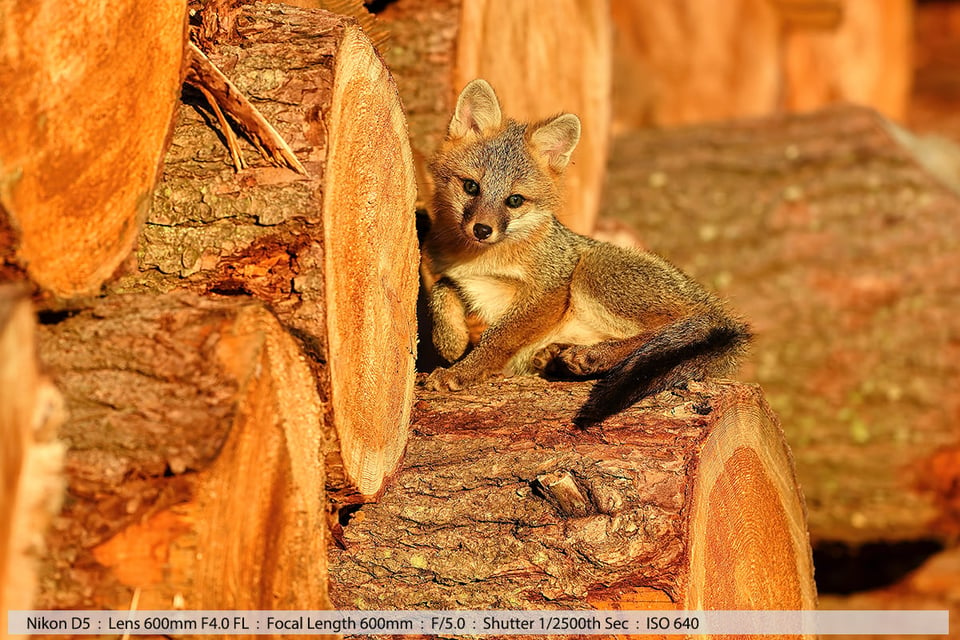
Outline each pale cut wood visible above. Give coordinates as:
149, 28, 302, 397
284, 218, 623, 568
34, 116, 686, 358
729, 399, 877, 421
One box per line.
0, 287, 65, 640
377, 0, 612, 235
685, 398, 816, 612
609, 0, 912, 131
323, 25, 418, 497
329, 377, 816, 625
0, 1, 186, 298
112, 3, 418, 500
600, 105, 960, 543
610, 0, 781, 131
781, 0, 912, 120
35, 293, 330, 623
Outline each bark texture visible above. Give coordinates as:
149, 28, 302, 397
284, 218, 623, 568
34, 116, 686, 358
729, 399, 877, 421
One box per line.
111, 2, 419, 499
330, 377, 815, 627
601, 105, 960, 543
34, 293, 329, 620
0, 0, 186, 298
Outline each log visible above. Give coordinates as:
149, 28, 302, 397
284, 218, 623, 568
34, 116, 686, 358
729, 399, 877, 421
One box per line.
600, 105, 960, 543
111, 3, 419, 499
376, 0, 612, 235
0, 288, 65, 640
780, 0, 912, 120
610, 0, 781, 131
34, 293, 329, 619
329, 377, 816, 622
0, 1, 187, 298
609, 0, 912, 131
283, 1, 389, 48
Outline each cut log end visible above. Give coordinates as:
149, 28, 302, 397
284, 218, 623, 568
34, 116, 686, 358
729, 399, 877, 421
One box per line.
323, 24, 418, 499
685, 389, 816, 615
0, 1, 186, 298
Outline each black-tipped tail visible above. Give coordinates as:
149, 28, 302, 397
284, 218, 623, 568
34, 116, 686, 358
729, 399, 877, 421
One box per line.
574, 315, 751, 429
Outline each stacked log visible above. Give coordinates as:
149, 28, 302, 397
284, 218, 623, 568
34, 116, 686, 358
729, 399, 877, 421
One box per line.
330, 377, 816, 628
110, 2, 419, 501
0, 289, 65, 639
35, 293, 329, 614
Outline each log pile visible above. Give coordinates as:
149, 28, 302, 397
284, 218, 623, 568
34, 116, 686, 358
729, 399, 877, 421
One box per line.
0, 0, 826, 627
109, 2, 419, 501
330, 377, 816, 623
601, 105, 960, 544
35, 293, 329, 612
1, 0, 418, 623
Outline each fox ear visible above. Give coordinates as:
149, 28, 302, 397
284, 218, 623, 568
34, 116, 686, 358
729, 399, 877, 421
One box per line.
449, 79, 502, 140
530, 114, 581, 171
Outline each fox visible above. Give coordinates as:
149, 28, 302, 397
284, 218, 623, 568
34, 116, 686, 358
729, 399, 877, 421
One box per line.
421, 79, 751, 427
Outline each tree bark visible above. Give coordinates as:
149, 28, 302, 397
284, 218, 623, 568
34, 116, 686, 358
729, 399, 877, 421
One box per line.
376, 0, 612, 235
601, 105, 960, 543
0, 288, 65, 640
329, 377, 816, 626
0, 1, 187, 299
111, 2, 419, 500
34, 293, 330, 622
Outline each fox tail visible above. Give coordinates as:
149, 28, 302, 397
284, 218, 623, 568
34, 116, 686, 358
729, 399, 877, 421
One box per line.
574, 314, 751, 429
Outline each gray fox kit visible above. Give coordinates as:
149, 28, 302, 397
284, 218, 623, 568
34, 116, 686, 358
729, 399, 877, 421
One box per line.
422, 79, 750, 427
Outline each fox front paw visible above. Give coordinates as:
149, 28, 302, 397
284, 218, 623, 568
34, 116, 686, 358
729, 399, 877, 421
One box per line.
423, 366, 479, 391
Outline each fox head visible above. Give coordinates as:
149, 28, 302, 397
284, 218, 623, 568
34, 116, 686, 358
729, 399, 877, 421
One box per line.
428, 79, 581, 250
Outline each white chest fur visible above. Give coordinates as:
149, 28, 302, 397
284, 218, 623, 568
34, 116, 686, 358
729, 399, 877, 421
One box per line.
446, 258, 526, 325
454, 274, 517, 324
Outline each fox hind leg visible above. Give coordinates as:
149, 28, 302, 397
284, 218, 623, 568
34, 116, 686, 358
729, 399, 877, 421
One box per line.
533, 334, 650, 377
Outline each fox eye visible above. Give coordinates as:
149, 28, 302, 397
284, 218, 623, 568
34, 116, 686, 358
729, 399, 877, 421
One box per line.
505, 194, 525, 208
462, 179, 480, 196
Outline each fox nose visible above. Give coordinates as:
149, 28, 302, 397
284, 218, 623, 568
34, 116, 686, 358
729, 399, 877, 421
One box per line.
473, 223, 493, 240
